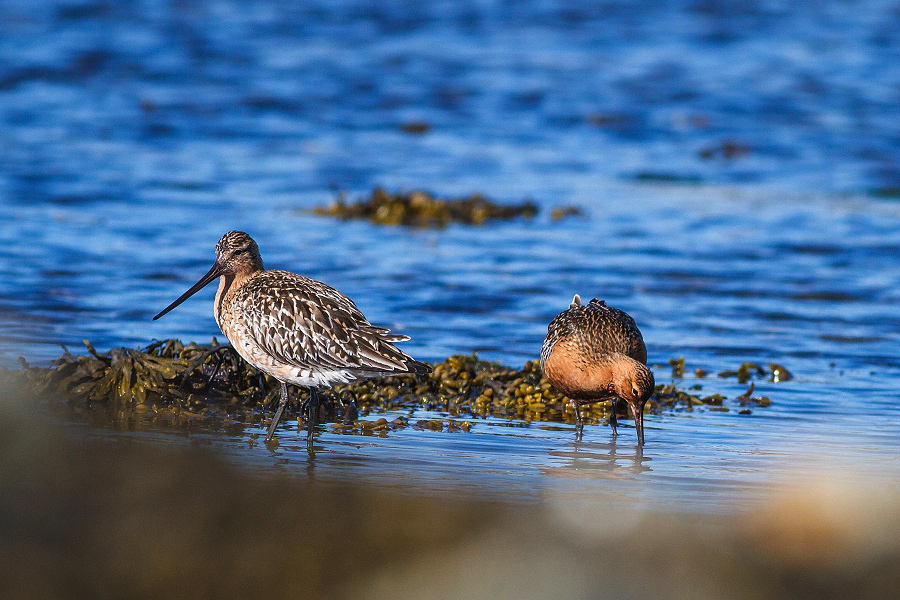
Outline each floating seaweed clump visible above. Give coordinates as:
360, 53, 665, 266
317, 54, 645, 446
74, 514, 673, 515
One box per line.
400, 121, 431, 134
658, 357, 792, 384
550, 205, 585, 220
717, 361, 792, 383
647, 357, 779, 415
3, 341, 784, 434
312, 188, 539, 228
698, 140, 750, 160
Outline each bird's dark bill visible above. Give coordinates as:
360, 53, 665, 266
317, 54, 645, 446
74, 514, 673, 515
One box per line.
630, 402, 645, 446
152, 262, 224, 320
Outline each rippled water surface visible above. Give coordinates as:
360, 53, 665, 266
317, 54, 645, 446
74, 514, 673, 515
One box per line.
1, 0, 898, 511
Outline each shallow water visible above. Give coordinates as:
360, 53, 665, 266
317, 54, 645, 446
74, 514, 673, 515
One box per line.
1, 0, 899, 513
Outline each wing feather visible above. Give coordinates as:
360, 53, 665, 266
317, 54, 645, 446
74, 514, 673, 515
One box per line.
233, 271, 421, 376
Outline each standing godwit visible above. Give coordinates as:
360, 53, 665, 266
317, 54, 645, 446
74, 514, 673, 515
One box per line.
540, 295, 655, 445
153, 231, 431, 452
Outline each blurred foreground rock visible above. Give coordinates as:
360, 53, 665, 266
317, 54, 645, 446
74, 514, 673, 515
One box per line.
1, 385, 896, 600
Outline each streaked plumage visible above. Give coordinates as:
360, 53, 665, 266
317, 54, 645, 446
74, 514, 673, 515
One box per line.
541, 294, 655, 445
218, 270, 424, 389
154, 231, 431, 452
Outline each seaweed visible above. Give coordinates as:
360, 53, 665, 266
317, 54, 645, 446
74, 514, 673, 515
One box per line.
311, 188, 539, 228
550, 205, 585, 220
718, 361, 789, 384
698, 140, 750, 160
2, 340, 785, 433
400, 121, 431, 134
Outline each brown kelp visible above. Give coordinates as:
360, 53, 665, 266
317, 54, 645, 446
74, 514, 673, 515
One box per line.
312, 188, 539, 227
715, 361, 792, 383
3, 341, 783, 432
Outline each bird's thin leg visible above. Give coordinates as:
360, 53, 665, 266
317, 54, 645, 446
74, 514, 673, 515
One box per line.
265, 382, 290, 442
609, 397, 619, 437
178, 345, 235, 390
342, 389, 359, 424
254, 372, 268, 402
572, 400, 583, 441
306, 387, 320, 452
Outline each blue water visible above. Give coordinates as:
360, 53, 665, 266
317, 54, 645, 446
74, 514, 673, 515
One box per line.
1, 0, 898, 511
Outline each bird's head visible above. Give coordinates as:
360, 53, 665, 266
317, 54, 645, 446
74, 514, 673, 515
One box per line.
214, 231, 263, 276
613, 359, 655, 446
153, 231, 263, 321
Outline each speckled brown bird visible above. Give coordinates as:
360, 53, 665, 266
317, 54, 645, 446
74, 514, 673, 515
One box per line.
541, 294, 655, 445
153, 231, 431, 452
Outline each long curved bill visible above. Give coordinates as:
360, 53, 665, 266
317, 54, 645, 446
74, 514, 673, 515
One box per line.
152, 262, 224, 320
630, 401, 646, 447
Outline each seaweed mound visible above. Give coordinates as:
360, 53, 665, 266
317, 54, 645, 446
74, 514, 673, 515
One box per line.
3, 341, 779, 432
312, 188, 539, 227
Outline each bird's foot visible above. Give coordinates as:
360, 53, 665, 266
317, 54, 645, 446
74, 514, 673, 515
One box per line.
305, 389, 320, 456
573, 404, 584, 441
609, 401, 619, 438
178, 344, 242, 392
265, 382, 291, 443
306, 428, 316, 457
342, 402, 358, 424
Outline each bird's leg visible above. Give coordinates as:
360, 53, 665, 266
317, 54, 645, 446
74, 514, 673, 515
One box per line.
254, 372, 269, 402
178, 344, 237, 390
266, 381, 290, 442
609, 397, 619, 437
572, 400, 583, 440
306, 388, 320, 453
342, 389, 359, 424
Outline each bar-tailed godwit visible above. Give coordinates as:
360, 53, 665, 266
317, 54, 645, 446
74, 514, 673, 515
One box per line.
153, 231, 431, 452
540, 294, 655, 445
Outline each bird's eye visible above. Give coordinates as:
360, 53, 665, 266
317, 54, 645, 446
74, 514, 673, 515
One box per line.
632, 387, 639, 398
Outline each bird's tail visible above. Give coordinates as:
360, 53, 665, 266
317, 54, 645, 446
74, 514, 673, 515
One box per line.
403, 357, 432, 375
363, 325, 410, 344
367, 325, 430, 374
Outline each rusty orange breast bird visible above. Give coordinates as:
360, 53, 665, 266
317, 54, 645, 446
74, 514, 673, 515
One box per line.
541, 294, 655, 445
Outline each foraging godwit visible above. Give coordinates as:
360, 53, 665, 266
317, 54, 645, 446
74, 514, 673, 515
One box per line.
153, 231, 431, 452
540, 295, 655, 445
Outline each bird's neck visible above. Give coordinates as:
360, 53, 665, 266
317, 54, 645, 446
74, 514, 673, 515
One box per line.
606, 354, 643, 394
214, 274, 233, 325
214, 269, 257, 325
